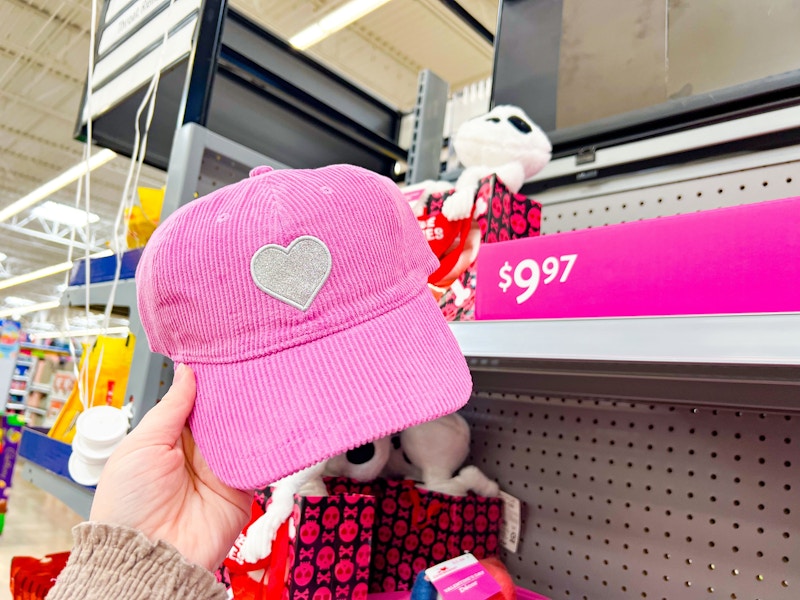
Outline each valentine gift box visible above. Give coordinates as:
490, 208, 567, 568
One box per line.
410, 175, 541, 322
327, 478, 502, 593
218, 487, 376, 600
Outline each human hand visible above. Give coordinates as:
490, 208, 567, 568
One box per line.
90, 364, 252, 571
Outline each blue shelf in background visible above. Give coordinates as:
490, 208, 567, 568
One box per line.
19, 428, 95, 518
68, 248, 144, 287
19, 428, 75, 480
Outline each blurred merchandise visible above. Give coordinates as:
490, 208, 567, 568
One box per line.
125, 186, 164, 249
48, 335, 135, 444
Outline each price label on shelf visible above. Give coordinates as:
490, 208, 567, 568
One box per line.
498, 490, 522, 553
497, 254, 578, 304
475, 197, 800, 320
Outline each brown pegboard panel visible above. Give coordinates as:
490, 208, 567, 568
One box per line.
464, 394, 799, 600
540, 160, 800, 234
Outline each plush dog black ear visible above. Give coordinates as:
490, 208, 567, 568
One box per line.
326, 436, 391, 481
507, 115, 532, 134
346, 442, 376, 465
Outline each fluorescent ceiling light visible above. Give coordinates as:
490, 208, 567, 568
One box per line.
0, 250, 115, 293
31, 201, 100, 228
4, 296, 36, 307
0, 262, 74, 292
0, 149, 117, 223
289, 0, 392, 49
0, 300, 60, 318
33, 326, 129, 340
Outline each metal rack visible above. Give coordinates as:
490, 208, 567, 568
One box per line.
78, 0, 405, 176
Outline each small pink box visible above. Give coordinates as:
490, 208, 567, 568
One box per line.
476, 197, 800, 320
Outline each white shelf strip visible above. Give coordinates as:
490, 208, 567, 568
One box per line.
449, 313, 800, 365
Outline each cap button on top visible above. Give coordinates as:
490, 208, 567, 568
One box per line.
250, 166, 274, 177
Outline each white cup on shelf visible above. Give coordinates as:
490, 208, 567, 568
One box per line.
68, 405, 129, 486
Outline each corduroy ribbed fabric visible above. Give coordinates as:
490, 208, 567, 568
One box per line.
136, 164, 472, 490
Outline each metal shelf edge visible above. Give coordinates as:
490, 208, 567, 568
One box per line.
449, 314, 800, 365
18, 459, 94, 519
450, 315, 800, 411
64, 279, 138, 309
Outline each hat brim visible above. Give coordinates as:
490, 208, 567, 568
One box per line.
188, 289, 472, 490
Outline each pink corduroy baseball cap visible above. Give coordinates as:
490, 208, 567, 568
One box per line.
136, 164, 472, 490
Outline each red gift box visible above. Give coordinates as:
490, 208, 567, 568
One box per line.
416, 175, 542, 321
10, 552, 70, 600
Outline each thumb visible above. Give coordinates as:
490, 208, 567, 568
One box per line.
133, 364, 197, 446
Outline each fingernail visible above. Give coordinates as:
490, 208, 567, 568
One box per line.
174, 363, 186, 382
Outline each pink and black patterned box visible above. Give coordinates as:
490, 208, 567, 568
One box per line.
419, 175, 542, 321
328, 478, 503, 593
219, 486, 375, 600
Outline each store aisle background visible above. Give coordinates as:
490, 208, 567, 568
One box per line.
0, 461, 81, 599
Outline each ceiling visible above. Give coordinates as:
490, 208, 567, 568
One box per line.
0, 0, 497, 328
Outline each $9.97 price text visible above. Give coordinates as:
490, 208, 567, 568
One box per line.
498, 254, 578, 304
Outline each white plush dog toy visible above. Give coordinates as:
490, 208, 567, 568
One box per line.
385, 413, 499, 497
442, 105, 552, 222
239, 437, 391, 563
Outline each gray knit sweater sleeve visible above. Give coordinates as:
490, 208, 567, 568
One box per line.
46, 523, 228, 600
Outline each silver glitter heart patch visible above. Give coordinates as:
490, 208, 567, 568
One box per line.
250, 236, 332, 311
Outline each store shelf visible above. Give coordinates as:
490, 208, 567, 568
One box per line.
19, 343, 71, 355
8, 389, 25, 396
24, 406, 46, 415
64, 279, 137, 309
29, 383, 52, 394
6, 402, 25, 410
19, 428, 94, 519
12, 374, 29, 382
449, 314, 800, 411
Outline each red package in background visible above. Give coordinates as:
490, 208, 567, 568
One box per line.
10, 552, 70, 600
418, 175, 542, 321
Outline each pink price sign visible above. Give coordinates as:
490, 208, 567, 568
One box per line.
476, 197, 800, 320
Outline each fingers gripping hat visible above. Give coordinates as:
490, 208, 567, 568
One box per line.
136, 164, 472, 490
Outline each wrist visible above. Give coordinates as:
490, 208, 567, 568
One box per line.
47, 523, 226, 600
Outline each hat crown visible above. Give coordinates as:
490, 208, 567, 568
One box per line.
137, 164, 437, 363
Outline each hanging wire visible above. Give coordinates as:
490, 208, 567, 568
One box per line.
59, 0, 178, 413
103, 0, 177, 330
59, 0, 101, 413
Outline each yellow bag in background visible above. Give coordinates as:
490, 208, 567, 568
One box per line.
48, 334, 136, 444
125, 186, 164, 249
